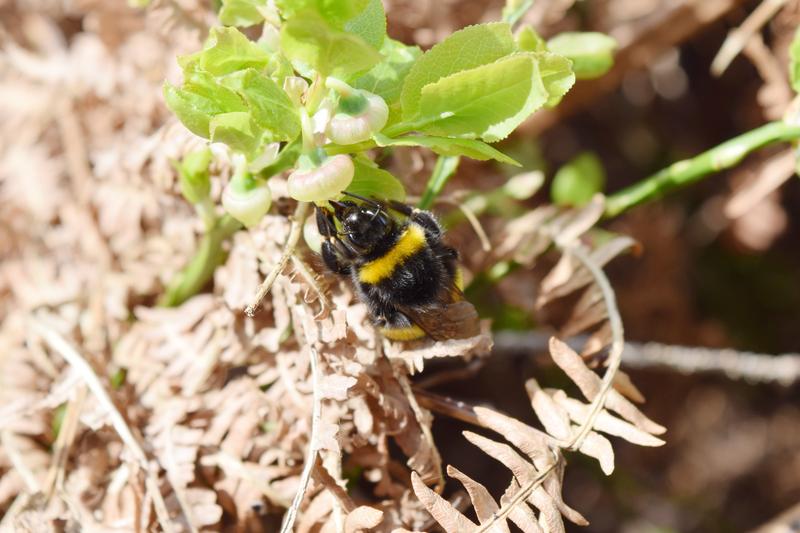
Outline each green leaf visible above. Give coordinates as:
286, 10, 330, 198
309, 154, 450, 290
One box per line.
344, 0, 386, 49
220, 69, 300, 141
346, 155, 406, 202
374, 133, 519, 165
164, 72, 247, 138
401, 23, 515, 119
280, 12, 381, 78
501, 0, 534, 26
209, 111, 261, 155
276, 0, 370, 27
536, 51, 575, 107
219, 0, 265, 26
516, 24, 546, 52
551, 151, 606, 206
790, 26, 800, 92
355, 38, 422, 105
179, 26, 271, 76
415, 53, 547, 142
547, 32, 616, 80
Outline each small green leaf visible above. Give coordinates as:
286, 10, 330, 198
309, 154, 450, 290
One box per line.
547, 32, 616, 80
220, 69, 300, 141
209, 111, 261, 155
415, 53, 547, 142
401, 23, 515, 120
374, 133, 519, 165
516, 25, 546, 52
280, 12, 381, 78
344, 0, 386, 49
790, 26, 800, 92
179, 26, 271, 76
164, 72, 247, 138
110, 368, 128, 390
176, 147, 213, 204
536, 51, 575, 107
276, 0, 370, 27
219, 0, 265, 26
347, 155, 406, 202
51, 403, 67, 440
355, 38, 421, 105
551, 151, 606, 206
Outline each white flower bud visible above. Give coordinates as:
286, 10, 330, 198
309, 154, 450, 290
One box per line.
326, 92, 389, 145
222, 172, 272, 228
303, 214, 323, 253
283, 76, 309, 108
288, 154, 354, 202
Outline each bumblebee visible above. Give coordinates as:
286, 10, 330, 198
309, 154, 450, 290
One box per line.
315, 193, 480, 341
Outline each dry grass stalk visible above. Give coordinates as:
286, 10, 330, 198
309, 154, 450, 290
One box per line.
279, 345, 323, 533
29, 317, 179, 533
246, 201, 310, 317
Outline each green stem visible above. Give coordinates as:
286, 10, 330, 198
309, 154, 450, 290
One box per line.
418, 155, 460, 210
159, 215, 243, 307
604, 121, 800, 218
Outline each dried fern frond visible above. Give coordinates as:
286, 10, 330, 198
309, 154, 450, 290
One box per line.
413, 197, 664, 532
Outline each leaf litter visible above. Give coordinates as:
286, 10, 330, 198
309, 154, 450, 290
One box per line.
0, 1, 665, 532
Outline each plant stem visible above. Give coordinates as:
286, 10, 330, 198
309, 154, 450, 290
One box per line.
159, 215, 243, 307
418, 155, 460, 210
604, 120, 800, 218
245, 201, 310, 316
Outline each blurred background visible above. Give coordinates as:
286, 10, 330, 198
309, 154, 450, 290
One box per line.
2, 0, 799, 531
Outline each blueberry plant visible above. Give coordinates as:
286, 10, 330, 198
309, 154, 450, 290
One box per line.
160, 0, 619, 306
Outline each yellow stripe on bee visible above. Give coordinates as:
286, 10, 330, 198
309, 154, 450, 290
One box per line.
358, 225, 426, 284
381, 325, 426, 341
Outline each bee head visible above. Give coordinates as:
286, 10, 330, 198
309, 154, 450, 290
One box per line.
330, 200, 394, 251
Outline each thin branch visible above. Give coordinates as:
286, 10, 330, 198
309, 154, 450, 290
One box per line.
246, 201, 310, 316
279, 344, 322, 533
291, 253, 332, 317
30, 317, 178, 533
710, 0, 788, 76
438, 198, 492, 252
492, 331, 800, 385
604, 121, 800, 218
621, 342, 800, 386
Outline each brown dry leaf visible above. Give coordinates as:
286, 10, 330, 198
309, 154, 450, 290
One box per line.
410, 471, 477, 533
383, 322, 493, 374
500, 482, 544, 533
473, 407, 552, 465
577, 430, 616, 475
446, 465, 509, 533
344, 505, 385, 532
526, 379, 572, 441
548, 338, 666, 435
550, 390, 665, 447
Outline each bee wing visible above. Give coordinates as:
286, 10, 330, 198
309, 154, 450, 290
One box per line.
397, 297, 481, 341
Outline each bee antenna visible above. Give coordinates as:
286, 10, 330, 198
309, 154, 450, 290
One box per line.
341, 191, 383, 209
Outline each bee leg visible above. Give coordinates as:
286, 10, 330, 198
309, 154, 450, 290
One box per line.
321, 241, 351, 275
388, 200, 444, 240
316, 206, 353, 275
